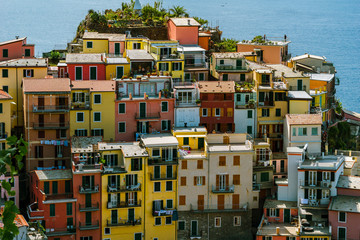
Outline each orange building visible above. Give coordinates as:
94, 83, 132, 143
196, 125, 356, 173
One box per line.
0, 37, 35, 61
167, 18, 200, 45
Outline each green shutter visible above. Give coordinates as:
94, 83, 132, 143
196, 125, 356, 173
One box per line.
90, 67, 97, 80
247, 110, 252, 118
44, 182, 50, 194
118, 103, 125, 113
0, 103, 3, 113
65, 180, 71, 193
50, 204, 55, 216
223, 74, 228, 81
3, 49, 8, 58
2, 70, 8, 78
66, 203, 72, 215
162, 102, 168, 112
183, 137, 189, 145
52, 181, 58, 194
75, 67, 82, 80
116, 66, 124, 78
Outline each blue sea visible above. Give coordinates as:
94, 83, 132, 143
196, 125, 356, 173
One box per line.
1, 0, 359, 111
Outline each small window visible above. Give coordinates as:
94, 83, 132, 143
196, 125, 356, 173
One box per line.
233, 156, 240, 166
91, 129, 104, 136
2, 69, 8, 78
134, 233, 142, 240
183, 137, 189, 145
25, 49, 31, 57
275, 108, 281, 117
180, 176, 186, 186
166, 181, 173, 191
261, 172, 269, 182
178, 221, 185, 230
155, 217, 161, 225
202, 108, 208, 117
166, 199, 173, 209
159, 63, 169, 71
86, 41, 93, 48
154, 182, 161, 192
93, 112, 101, 122
181, 160, 187, 169
3, 86, 8, 93
161, 101, 168, 112
219, 156, 226, 166
214, 217, 221, 227
118, 103, 126, 114
104, 227, 111, 235
198, 72, 205, 81
3, 49, 8, 58
133, 42, 141, 49
172, 62, 182, 71
215, 108, 221, 117
38, 130, 45, 138
76, 112, 84, 122
0, 103, 2, 113
23, 69, 34, 78
90, 66, 97, 80
234, 216, 241, 226
166, 216, 172, 225
94, 94, 101, 104
50, 204, 55, 217
338, 212, 346, 223
197, 160, 203, 169
292, 128, 296, 136
152, 149, 160, 157
247, 110, 252, 118
118, 122, 126, 133
219, 60, 224, 65
262, 109, 270, 117
298, 127, 307, 136
66, 203, 72, 215
223, 74, 228, 81
161, 120, 171, 131
311, 127, 318, 136
247, 126, 252, 134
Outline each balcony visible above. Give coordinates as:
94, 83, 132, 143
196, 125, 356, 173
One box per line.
0, 133, 8, 140
148, 157, 178, 165
152, 208, 177, 217
189, 232, 202, 239
107, 183, 141, 192
107, 200, 142, 209
79, 202, 100, 212
33, 122, 69, 130
258, 101, 274, 107
107, 217, 142, 227
253, 183, 261, 191
41, 191, 73, 201
135, 112, 160, 120
211, 185, 235, 193
299, 180, 332, 189
79, 220, 100, 230
176, 100, 198, 108
71, 101, 90, 110
45, 226, 76, 236
79, 185, 99, 194
190, 203, 248, 212
73, 162, 102, 173
149, 173, 177, 181
32, 105, 70, 113
299, 198, 329, 209
103, 166, 127, 174
185, 62, 208, 69
27, 203, 44, 220
289, 86, 307, 91
215, 65, 248, 72
267, 133, 283, 139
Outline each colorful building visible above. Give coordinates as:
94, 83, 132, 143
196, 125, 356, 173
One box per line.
70, 80, 116, 141
82, 32, 126, 56
234, 86, 257, 137
178, 45, 208, 82
66, 53, 106, 81
105, 56, 130, 80
0, 174, 20, 207
167, 18, 200, 45
287, 91, 312, 114
0, 37, 35, 61
198, 81, 235, 133
0, 90, 13, 149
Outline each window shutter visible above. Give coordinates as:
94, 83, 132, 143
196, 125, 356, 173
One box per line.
220, 108, 224, 117
56, 130, 60, 139
162, 149, 165, 160
84, 129, 88, 136
317, 189, 321, 200
108, 176, 110, 185
216, 175, 219, 187
168, 120, 171, 130
202, 176, 205, 184
266, 208, 269, 217
194, 176, 197, 186
276, 209, 280, 217
212, 108, 216, 116
304, 189, 308, 199
226, 175, 229, 186
108, 194, 111, 202
305, 171, 308, 186
317, 171, 322, 182
116, 175, 120, 186
172, 63, 175, 70
182, 160, 187, 169
23, 70, 26, 77
331, 172, 335, 181
259, 92, 264, 102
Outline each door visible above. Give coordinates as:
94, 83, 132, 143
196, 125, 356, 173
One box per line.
154, 166, 160, 179
232, 194, 239, 209
191, 220, 198, 236
166, 165, 172, 178
128, 83, 134, 96
139, 102, 146, 118
219, 175, 226, 190
39, 114, 44, 127
284, 208, 291, 223
85, 212, 92, 225
116, 66, 124, 79
236, 59, 242, 68
111, 193, 118, 207
198, 138, 204, 150
111, 210, 117, 224
57, 97, 66, 109
59, 114, 65, 127
128, 208, 135, 222
217, 195, 224, 210
85, 194, 91, 208
38, 96, 44, 110
115, 43, 120, 55
309, 171, 317, 186
297, 79, 303, 91
198, 195, 204, 210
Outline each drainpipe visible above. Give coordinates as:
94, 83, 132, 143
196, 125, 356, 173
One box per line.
16, 67, 19, 130
143, 157, 146, 239
207, 144, 210, 238
27, 94, 30, 171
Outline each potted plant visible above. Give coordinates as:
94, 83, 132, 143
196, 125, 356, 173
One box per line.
248, 99, 255, 108
196, 99, 201, 105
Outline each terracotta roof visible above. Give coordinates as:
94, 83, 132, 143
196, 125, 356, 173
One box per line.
0, 58, 47, 67
0, 37, 26, 46
66, 53, 105, 63
82, 32, 125, 41
169, 18, 200, 27
198, 81, 235, 93
23, 78, 71, 93
0, 207, 29, 228
267, 64, 305, 78
0, 90, 12, 100
286, 114, 322, 125
71, 80, 116, 92
329, 195, 360, 213
212, 52, 254, 59
35, 169, 72, 180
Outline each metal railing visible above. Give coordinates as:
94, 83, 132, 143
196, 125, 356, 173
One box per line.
135, 112, 160, 120
45, 226, 76, 236
149, 173, 177, 180
148, 157, 178, 165
258, 101, 274, 107
107, 200, 142, 209
215, 65, 248, 71
103, 166, 127, 174
32, 105, 69, 112
190, 203, 248, 212
71, 101, 90, 110
107, 183, 141, 192
79, 202, 100, 211
107, 217, 141, 227
289, 86, 307, 91
211, 185, 235, 193
33, 122, 69, 129
79, 185, 99, 194
78, 220, 99, 230
42, 192, 73, 201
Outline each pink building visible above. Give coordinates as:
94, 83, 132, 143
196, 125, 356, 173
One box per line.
0, 174, 19, 207
0, 37, 35, 61
167, 18, 200, 45
328, 175, 360, 240
65, 53, 106, 81
115, 76, 174, 141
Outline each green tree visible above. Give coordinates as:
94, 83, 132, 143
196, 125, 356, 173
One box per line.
193, 17, 208, 27
0, 136, 27, 240
49, 51, 60, 64
216, 38, 239, 52
170, 5, 189, 18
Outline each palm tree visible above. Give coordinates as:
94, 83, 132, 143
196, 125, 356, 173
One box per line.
170, 6, 189, 18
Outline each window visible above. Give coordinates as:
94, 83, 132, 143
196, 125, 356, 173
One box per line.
322, 189, 330, 199
3, 86, 8, 93
118, 103, 126, 114
233, 175, 240, 185
202, 108, 208, 117
233, 156, 240, 166
116, 66, 124, 78
44, 181, 50, 194
118, 122, 126, 133
155, 217, 161, 225
161, 120, 171, 131
234, 216, 241, 226
338, 227, 346, 240
131, 158, 142, 171
3, 49, 8, 58
198, 72, 205, 81
94, 94, 101, 104
23, 69, 34, 77
178, 221, 185, 230
72, 92, 86, 102
25, 49, 31, 57
159, 63, 169, 71
76, 112, 84, 122
194, 176, 205, 186
247, 126, 253, 134
86, 41, 93, 48
133, 42, 141, 49
152, 148, 160, 157
338, 212, 346, 223
166, 199, 173, 209
2, 69, 8, 78
0, 103, 2, 114
172, 62, 182, 71
292, 128, 296, 136
154, 182, 161, 192
181, 160, 187, 169
185, 73, 191, 81
275, 108, 281, 117
90, 66, 97, 80
214, 217, 221, 227
262, 109, 270, 117
93, 112, 101, 122
247, 110, 252, 118
219, 60, 224, 65
161, 101, 168, 112
219, 156, 226, 166
134, 233, 142, 240
223, 74, 228, 81
80, 237, 93, 240
261, 172, 269, 182
298, 127, 307, 136
166, 181, 173, 191
50, 204, 55, 217
166, 216, 172, 225
275, 92, 286, 101
35, 146, 43, 158
104, 227, 110, 235
179, 195, 186, 205
268, 208, 280, 217
52, 181, 58, 194
91, 128, 104, 136
180, 176, 186, 186
312, 127, 318, 136
75, 129, 87, 136
66, 203, 72, 215
214, 108, 220, 117
75, 67, 82, 80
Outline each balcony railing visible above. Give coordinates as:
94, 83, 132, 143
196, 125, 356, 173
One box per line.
78, 220, 99, 230
149, 173, 177, 181
107, 183, 141, 192
107, 200, 142, 209
41, 191, 73, 201
27, 203, 44, 219
258, 101, 274, 107
0, 133, 8, 139
148, 157, 178, 165
79, 185, 99, 194
45, 226, 76, 236
299, 180, 332, 189
135, 112, 160, 120
190, 203, 248, 212
211, 185, 235, 193
176, 100, 198, 107
103, 166, 127, 174
289, 86, 307, 91
71, 101, 90, 110
152, 208, 176, 217
185, 62, 207, 68
73, 162, 102, 172
107, 217, 142, 227
215, 65, 248, 71
33, 122, 69, 129
33, 105, 70, 113
79, 202, 100, 212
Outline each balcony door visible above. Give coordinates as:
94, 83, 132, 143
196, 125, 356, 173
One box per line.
59, 114, 65, 127
297, 79, 303, 91
85, 212, 92, 226
38, 96, 44, 110
111, 193, 118, 206
108, 175, 120, 188
139, 102, 146, 118
309, 171, 317, 186
166, 166, 173, 178
198, 138, 204, 150
128, 208, 135, 222
39, 114, 44, 127
126, 192, 137, 205
85, 194, 91, 208
216, 174, 228, 191
198, 195, 204, 210
191, 220, 198, 236
82, 175, 94, 189
114, 43, 120, 55
126, 174, 138, 187
111, 210, 118, 224
217, 195, 224, 210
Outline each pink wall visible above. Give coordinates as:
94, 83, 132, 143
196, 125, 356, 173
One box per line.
167, 20, 198, 45
115, 98, 175, 141
109, 41, 125, 54
0, 175, 19, 207
67, 63, 106, 80
237, 44, 285, 64
329, 210, 360, 240
263, 207, 298, 223
0, 38, 34, 61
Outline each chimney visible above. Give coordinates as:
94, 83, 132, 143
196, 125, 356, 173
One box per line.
15, 36, 19, 39
276, 227, 280, 235
188, 19, 191, 25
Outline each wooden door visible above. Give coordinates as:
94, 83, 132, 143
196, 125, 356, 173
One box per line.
232, 194, 239, 209
198, 195, 204, 210
217, 195, 224, 210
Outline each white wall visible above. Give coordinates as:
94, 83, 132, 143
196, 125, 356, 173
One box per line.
234, 109, 255, 138
175, 107, 200, 127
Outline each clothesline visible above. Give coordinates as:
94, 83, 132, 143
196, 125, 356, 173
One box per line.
40, 140, 69, 146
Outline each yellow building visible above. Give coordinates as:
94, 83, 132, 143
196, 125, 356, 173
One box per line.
82, 32, 126, 56
70, 80, 115, 141
140, 133, 179, 240
0, 58, 48, 130
0, 90, 13, 149
287, 91, 312, 114
100, 142, 146, 240
125, 37, 148, 52
105, 57, 131, 79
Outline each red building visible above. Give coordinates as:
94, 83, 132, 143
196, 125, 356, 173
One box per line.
167, 18, 200, 45
66, 53, 106, 81
115, 76, 174, 141
198, 81, 235, 133
0, 37, 35, 61
28, 169, 76, 240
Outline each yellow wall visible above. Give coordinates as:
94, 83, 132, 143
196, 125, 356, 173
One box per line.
125, 39, 146, 51
83, 39, 109, 53
106, 64, 131, 79
0, 98, 12, 148
156, 60, 184, 79
289, 100, 310, 114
